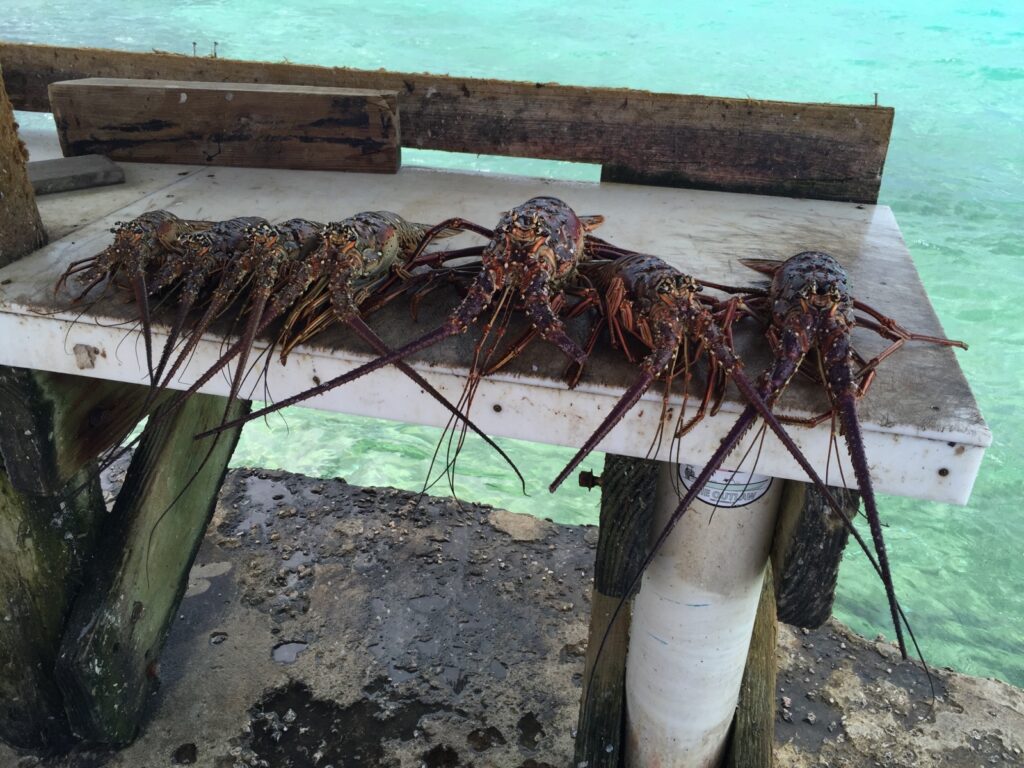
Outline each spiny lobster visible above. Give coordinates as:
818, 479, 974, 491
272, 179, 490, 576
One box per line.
54, 210, 209, 384
199, 197, 605, 444
560, 250, 962, 713
639, 250, 967, 658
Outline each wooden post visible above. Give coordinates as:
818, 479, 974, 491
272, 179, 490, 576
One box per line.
574, 455, 658, 768
56, 394, 250, 744
0, 366, 159, 752
0, 463, 104, 751
0, 65, 87, 752
0, 367, 157, 496
771, 481, 855, 628
0, 61, 46, 268
724, 568, 777, 768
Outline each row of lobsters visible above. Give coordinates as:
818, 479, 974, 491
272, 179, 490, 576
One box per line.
56, 195, 967, 669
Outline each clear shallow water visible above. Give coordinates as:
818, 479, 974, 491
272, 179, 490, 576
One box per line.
5, 1, 1022, 685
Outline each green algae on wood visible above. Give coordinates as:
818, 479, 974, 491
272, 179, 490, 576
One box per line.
56, 393, 249, 744
574, 454, 658, 768
0, 463, 105, 751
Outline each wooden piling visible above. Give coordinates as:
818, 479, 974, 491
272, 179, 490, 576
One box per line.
56, 394, 249, 744
771, 482, 855, 628
0, 367, 157, 496
0, 66, 89, 751
574, 454, 658, 768
724, 568, 777, 768
0, 368, 155, 751
0, 464, 105, 751
0, 61, 46, 267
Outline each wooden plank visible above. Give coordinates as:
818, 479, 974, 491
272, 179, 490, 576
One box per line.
2, 42, 892, 202
724, 569, 777, 768
574, 455, 658, 768
28, 154, 125, 195
771, 481, 854, 628
48, 78, 400, 173
55, 393, 249, 744
0, 366, 154, 496
0, 60, 46, 267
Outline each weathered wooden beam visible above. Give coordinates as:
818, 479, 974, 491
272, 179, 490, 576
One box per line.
2, 41, 893, 202
27, 154, 124, 195
0, 63, 91, 753
55, 393, 249, 745
0, 365, 155, 751
724, 568, 777, 768
771, 481, 855, 628
0, 60, 46, 268
574, 455, 658, 768
0, 366, 154, 496
49, 78, 401, 173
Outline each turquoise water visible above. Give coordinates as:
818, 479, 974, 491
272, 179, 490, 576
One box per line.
5, 1, 1023, 686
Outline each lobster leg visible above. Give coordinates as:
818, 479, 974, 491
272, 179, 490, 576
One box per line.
405, 218, 494, 268
158, 265, 249, 392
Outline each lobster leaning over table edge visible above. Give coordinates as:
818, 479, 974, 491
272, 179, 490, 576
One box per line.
567, 248, 967, 701
52, 210, 525, 507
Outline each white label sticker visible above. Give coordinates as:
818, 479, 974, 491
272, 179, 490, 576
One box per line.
679, 464, 773, 508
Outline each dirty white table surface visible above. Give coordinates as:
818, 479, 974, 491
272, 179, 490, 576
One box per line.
0, 127, 988, 504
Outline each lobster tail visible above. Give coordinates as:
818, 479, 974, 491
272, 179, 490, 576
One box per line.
837, 391, 909, 659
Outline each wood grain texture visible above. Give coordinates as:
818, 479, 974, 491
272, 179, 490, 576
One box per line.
574, 454, 658, 768
0, 366, 154, 496
3, 42, 892, 202
28, 154, 124, 195
724, 570, 777, 768
0, 60, 46, 268
771, 481, 854, 628
55, 394, 249, 745
48, 78, 400, 172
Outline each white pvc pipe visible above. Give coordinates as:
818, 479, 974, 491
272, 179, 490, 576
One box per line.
624, 462, 783, 768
